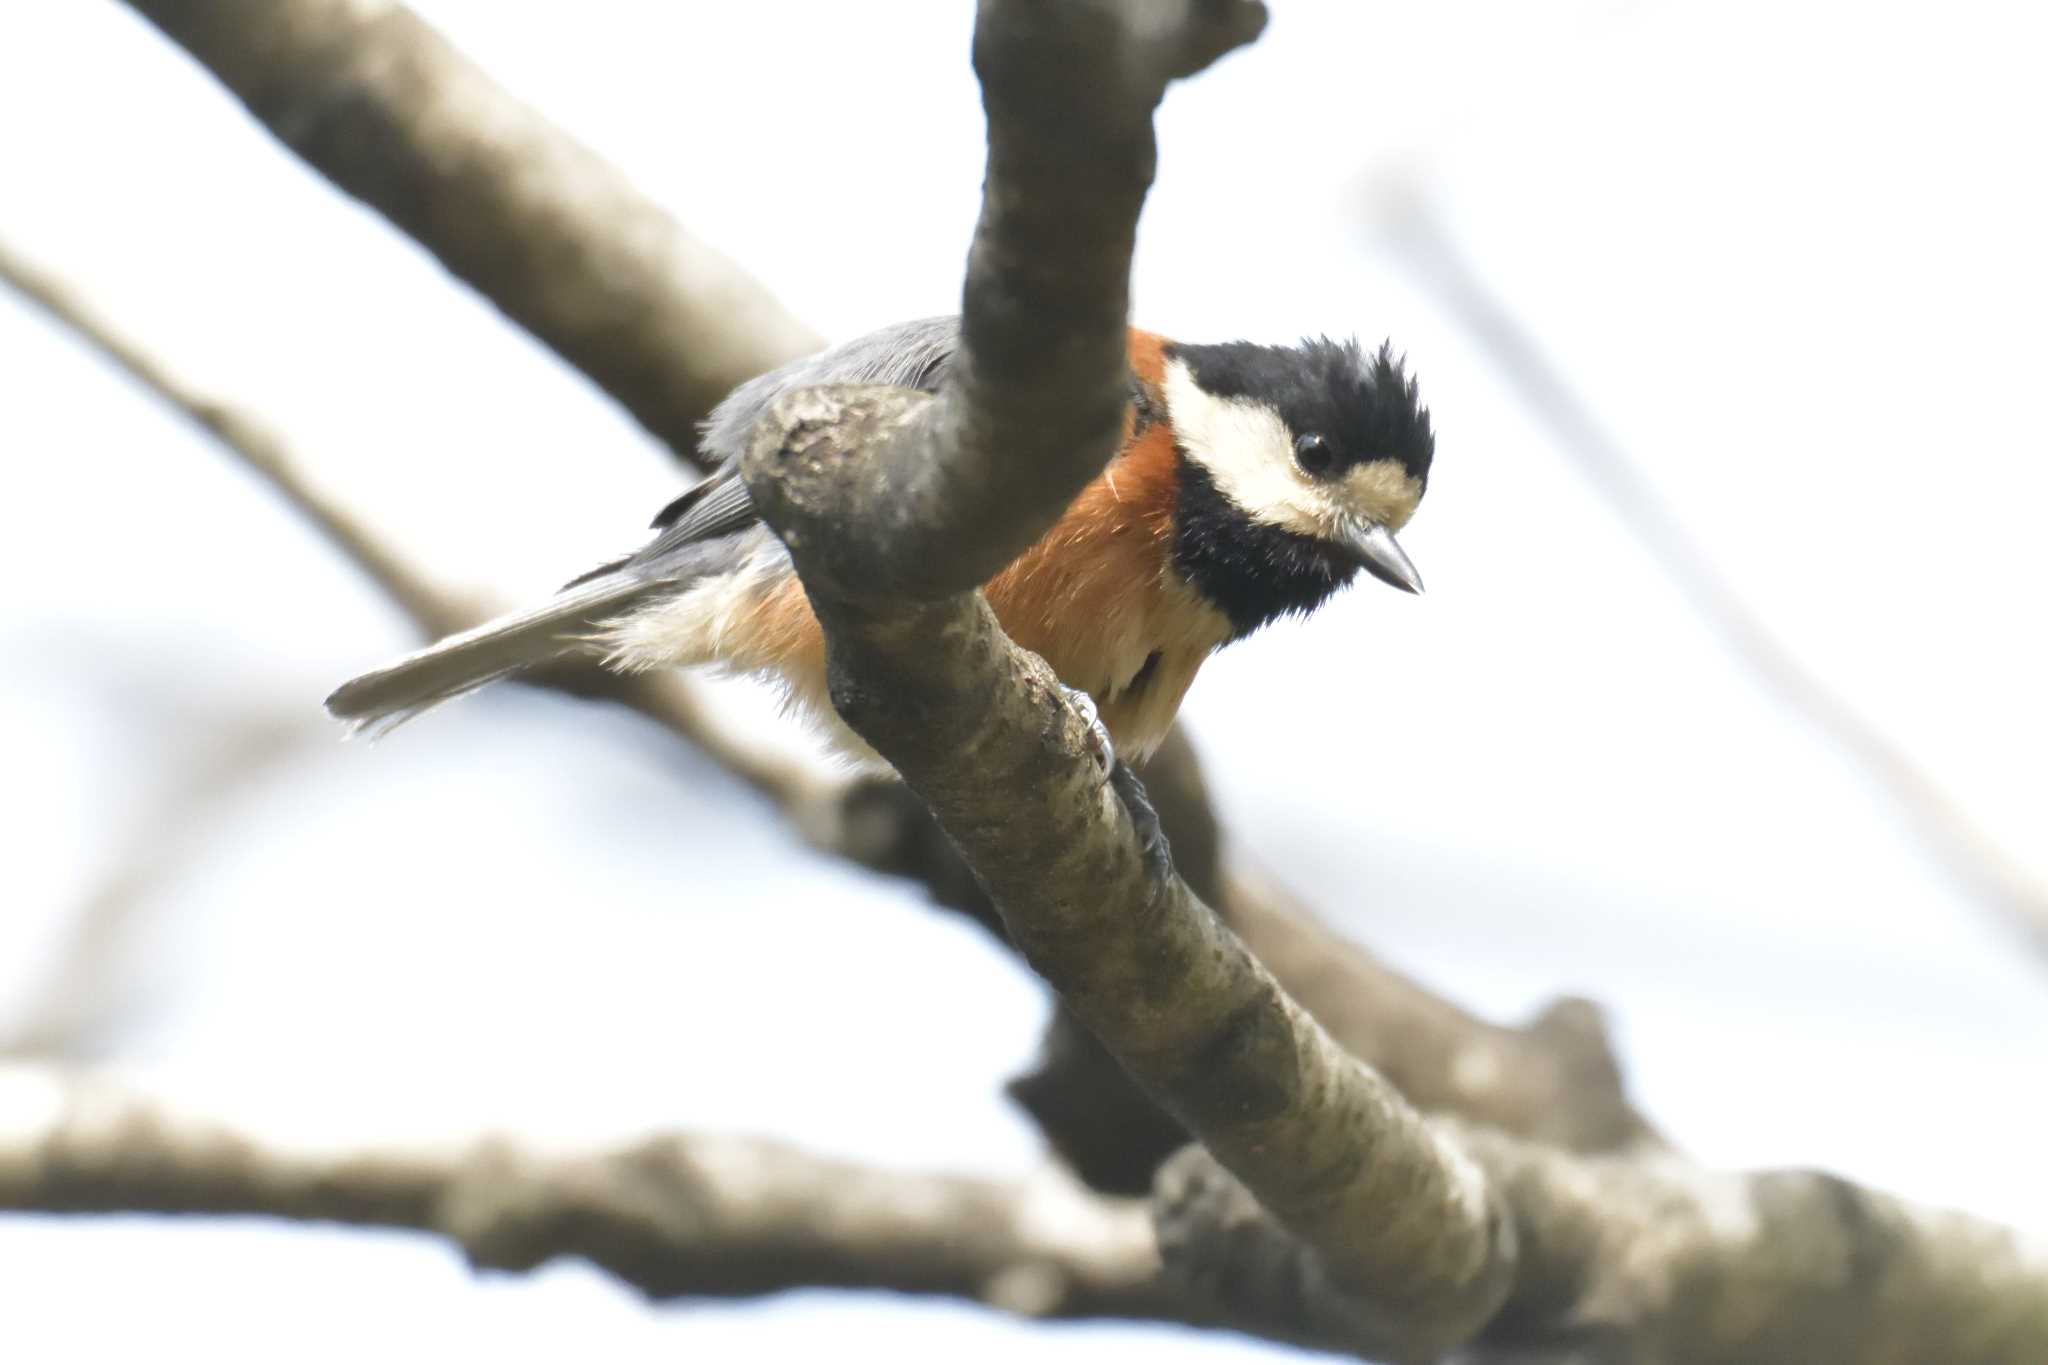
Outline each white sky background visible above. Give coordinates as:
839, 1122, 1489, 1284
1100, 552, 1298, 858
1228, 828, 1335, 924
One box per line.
2, 1, 2045, 1360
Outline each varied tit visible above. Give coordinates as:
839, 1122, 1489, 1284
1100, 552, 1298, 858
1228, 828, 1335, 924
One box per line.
327, 316, 1434, 763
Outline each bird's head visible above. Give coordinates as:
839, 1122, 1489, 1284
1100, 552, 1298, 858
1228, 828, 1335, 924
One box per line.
1160, 336, 1434, 635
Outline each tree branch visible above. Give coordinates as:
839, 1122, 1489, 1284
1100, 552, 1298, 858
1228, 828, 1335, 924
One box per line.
1379, 200, 2048, 960
31, 0, 1661, 1186
780, 730, 1663, 1196
120, 0, 821, 470
730, 4, 2048, 1359
742, 3, 1520, 1356
0, 1068, 1177, 1324
746, 0, 1267, 603
0, 235, 473, 637
751, 458, 1517, 1357
1006, 857, 1662, 1196
1156, 1133, 2048, 1364
1221, 865, 1660, 1157
23, 11, 2040, 1354
0, 235, 821, 810
0, 706, 311, 1061
1454, 1125, 2048, 1364
835, 728, 1659, 1193
8, 1071, 2039, 1365
3, 12, 1656, 1203
6, 86, 1651, 1188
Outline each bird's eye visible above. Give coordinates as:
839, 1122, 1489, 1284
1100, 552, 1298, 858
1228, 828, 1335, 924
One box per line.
1294, 432, 1336, 476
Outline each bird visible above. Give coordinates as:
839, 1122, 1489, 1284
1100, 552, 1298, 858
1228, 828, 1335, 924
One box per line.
326, 315, 1434, 765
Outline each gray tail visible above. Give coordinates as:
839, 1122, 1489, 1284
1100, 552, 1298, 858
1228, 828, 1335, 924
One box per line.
325, 571, 660, 735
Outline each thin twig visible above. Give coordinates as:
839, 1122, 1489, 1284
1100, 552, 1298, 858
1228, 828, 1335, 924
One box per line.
0, 709, 310, 1060
1380, 200, 2048, 955
0, 237, 821, 809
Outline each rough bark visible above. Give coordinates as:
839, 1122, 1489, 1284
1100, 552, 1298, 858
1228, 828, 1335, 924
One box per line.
830, 730, 1660, 1194
12, 4, 2044, 1359
739, 3, 1518, 1355
1156, 1134, 2048, 1364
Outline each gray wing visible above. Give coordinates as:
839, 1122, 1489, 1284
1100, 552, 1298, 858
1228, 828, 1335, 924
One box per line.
569, 316, 961, 588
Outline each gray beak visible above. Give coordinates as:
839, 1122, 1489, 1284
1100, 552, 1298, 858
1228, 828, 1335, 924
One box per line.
1347, 522, 1424, 595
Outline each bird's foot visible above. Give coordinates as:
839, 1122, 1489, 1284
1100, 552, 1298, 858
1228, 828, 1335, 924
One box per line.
1057, 685, 1171, 883
1110, 761, 1176, 887
1060, 684, 1115, 779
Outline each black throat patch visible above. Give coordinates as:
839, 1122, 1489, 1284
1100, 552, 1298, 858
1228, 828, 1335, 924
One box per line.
1170, 451, 1359, 639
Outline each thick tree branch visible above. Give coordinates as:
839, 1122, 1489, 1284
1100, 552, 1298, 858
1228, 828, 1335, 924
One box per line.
8, 124, 1651, 1187
1454, 1126, 2048, 1364
831, 728, 1660, 1192
1156, 1135, 2048, 1364
743, 3, 1518, 1357
35, 0, 1658, 1188
1222, 867, 1660, 1157
1007, 863, 1661, 1196
746, 1, 1267, 602
747, 517, 1517, 1355
730, 4, 2048, 1359
121, 0, 820, 470
25, 10, 2038, 1354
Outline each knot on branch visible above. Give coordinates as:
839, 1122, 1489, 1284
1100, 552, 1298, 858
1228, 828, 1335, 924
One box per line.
1151, 1144, 1420, 1356
1525, 996, 1618, 1058
438, 1136, 720, 1297
741, 384, 943, 606
973, 0, 1268, 121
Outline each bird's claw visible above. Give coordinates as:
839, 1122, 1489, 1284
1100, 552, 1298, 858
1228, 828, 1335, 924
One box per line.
1061, 685, 1115, 779
1110, 761, 1175, 886
1057, 685, 1171, 882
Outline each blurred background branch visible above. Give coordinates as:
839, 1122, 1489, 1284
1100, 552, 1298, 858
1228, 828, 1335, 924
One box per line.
6, 1065, 2041, 1364
0, 706, 311, 1061
1380, 198, 2048, 958
0, 237, 477, 639
2, 1, 2042, 1361
0, 235, 822, 810
0, 1067, 1183, 1326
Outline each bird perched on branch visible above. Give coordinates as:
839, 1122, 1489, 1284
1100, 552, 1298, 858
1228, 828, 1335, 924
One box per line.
327, 316, 1433, 764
